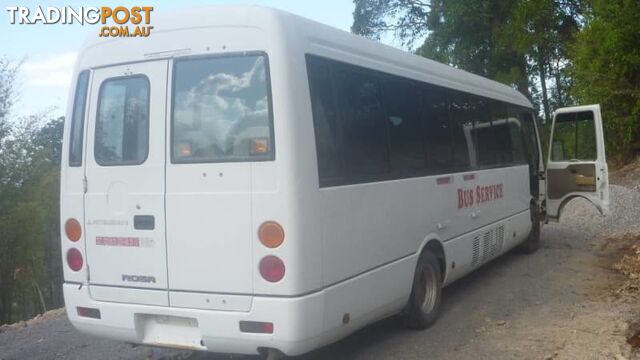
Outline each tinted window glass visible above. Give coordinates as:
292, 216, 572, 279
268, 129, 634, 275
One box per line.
469, 98, 496, 167
383, 77, 425, 176
423, 86, 453, 173
333, 66, 389, 181
490, 102, 513, 164
95, 76, 149, 165
506, 106, 527, 164
172, 55, 273, 163
307, 56, 344, 186
305, 54, 537, 187
519, 110, 540, 170
69, 71, 90, 166
518, 110, 541, 195
449, 92, 473, 169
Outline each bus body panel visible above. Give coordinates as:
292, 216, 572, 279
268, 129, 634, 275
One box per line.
318, 166, 530, 288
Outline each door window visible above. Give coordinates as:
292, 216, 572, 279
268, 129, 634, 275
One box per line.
94, 76, 150, 166
551, 111, 597, 161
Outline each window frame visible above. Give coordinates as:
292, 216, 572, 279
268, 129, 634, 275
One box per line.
69, 70, 90, 167
305, 53, 539, 188
169, 51, 276, 165
94, 74, 151, 167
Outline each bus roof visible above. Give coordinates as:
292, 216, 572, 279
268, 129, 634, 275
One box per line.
78, 5, 533, 109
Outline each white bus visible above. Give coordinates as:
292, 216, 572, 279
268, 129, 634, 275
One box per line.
60, 6, 610, 359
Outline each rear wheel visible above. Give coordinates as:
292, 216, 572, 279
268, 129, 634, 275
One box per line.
519, 201, 541, 254
403, 251, 442, 329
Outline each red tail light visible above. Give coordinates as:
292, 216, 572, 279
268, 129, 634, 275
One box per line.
259, 256, 285, 282
67, 248, 83, 271
65, 218, 82, 242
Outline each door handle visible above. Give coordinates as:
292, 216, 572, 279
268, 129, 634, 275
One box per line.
134, 215, 155, 230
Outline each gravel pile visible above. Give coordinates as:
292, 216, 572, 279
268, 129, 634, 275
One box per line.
552, 184, 640, 239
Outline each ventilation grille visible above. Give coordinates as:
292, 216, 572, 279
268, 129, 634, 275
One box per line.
471, 235, 481, 267
472, 224, 505, 268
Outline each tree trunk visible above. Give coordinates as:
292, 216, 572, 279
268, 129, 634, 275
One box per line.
554, 63, 564, 108
538, 55, 551, 123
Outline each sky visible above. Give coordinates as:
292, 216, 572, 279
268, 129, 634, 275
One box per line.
0, 1, 358, 118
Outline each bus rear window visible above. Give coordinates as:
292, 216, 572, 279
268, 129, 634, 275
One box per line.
94, 76, 150, 166
171, 54, 274, 163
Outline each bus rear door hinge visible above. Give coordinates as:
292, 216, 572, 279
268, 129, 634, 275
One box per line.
82, 177, 88, 194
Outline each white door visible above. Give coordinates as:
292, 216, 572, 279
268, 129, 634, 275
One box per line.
165, 54, 272, 295
546, 104, 610, 220
84, 61, 169, 301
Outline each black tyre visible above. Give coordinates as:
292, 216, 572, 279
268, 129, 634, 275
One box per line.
403, 251, 443, 329
519, 201, 541, 254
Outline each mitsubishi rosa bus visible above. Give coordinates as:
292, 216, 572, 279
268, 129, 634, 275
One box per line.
60, 6, 610, 359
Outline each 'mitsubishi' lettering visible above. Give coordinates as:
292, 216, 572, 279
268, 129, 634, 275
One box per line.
458, 183, 503, 209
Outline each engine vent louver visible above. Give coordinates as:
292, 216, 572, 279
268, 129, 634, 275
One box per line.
471, 235, 481, 267
471, 224, 505, 269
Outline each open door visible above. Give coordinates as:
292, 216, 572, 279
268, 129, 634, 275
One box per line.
546, 104, 609, 221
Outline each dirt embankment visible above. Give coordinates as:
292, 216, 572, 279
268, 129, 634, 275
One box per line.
610, 158, 640, 192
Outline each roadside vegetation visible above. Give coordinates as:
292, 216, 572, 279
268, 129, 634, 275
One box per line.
0, 57, 64, 325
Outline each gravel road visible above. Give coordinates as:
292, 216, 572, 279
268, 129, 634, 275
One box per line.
1, 185, 639, 360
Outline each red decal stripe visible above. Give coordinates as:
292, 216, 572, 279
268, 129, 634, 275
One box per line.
96, 236, 140, 247
437, 176, 451, 185
463, 174, 476, 181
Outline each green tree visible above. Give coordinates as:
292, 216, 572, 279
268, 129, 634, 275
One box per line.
352, 0, 530, 95
505, 0, 581, 121
351, 0, 582, 122
571, 0, 640, 159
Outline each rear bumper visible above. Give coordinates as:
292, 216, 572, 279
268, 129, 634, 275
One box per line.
63, 283, 325, 356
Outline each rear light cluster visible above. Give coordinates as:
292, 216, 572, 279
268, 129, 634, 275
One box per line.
65, 218, 82, 242
239, 320, 274, 334
77, 306, 101, 319
257, 221, 285, 282
65, 218, 83, 272
259, 256, 286, 283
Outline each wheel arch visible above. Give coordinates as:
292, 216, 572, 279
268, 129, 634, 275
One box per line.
417, 234, 446, 281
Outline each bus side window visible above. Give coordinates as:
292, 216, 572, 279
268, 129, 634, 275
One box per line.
490, 102, 513, 165
423, 86, 453, 174
469, 97, 497, 168
306, 56, 344, 187
448, 92, 473, 170
69, 70, 90, 166
382, 76, 425, 177
518, 110, 540, 171
333, 66, 389, 183
505, 106, 527, 165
